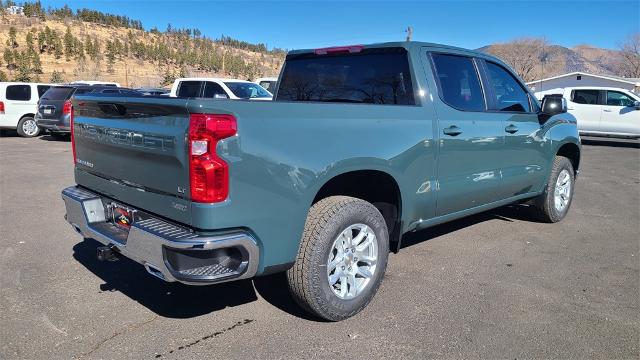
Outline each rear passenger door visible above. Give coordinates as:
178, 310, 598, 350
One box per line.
4, 84, 33, 125
176, 81, 204, 98
203, 81, 229, 99
567, 89, 602, 133
426, 51, 505, 216
481, 60, 548, 199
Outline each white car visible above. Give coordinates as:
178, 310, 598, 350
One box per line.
536, 87, 640, 139
0, 82, 53, 137
255, 77, 278, 94
169, 78, 272, 100
69, 80, 120, 87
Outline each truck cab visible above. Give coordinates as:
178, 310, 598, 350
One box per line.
536, 86, 640, 139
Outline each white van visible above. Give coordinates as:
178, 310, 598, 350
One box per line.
0, 82, 53, 137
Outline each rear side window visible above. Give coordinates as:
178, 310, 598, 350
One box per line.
5, 85, 32, 101
203, 82, 227, 98
571, 90, 600, 105
277, 47, 415, 105
37, 85, 51, 98
177, 81, 202, 98
485, 62, 531, 112
41, 87, 74, 100
431, 53, 485, 111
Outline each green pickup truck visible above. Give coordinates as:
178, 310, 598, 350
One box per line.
62, 41, 580, 321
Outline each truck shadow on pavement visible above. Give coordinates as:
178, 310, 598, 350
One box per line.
72, 239, 318, 320
72, 204, 537, 321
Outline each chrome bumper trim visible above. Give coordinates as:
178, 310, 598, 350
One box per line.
61, 186, 259, 285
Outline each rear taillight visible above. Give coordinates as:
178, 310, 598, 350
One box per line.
70, 103, 76, 164
62, 100, 72, 115
188, 113, 237, 203
0, 101, 5, 114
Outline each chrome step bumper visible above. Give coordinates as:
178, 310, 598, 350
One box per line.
62, 186, 259, 285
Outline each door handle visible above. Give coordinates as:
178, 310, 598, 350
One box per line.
443, 125, 462, 136
505, 124, 519, 134
603, 109, 612, 112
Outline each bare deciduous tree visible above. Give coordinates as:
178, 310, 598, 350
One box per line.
484, 37, 550, 82
617, 33, 640, 78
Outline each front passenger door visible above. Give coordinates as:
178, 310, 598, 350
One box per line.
481, 60, 547, 199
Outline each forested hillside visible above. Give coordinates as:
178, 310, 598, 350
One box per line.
0, 1, 285, 87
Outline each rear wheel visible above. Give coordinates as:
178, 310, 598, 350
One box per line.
532, 156, 575, 222
16, 116, 39, 138
287, 196, 389, 321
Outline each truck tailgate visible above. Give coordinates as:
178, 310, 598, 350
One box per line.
72, 96, 192, 222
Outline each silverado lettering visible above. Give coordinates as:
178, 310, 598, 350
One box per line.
75, 123, 175, 151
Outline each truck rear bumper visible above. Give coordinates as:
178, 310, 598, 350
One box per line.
62, 186, 259, 285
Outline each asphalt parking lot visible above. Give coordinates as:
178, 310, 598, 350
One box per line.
0, 133, 638, 359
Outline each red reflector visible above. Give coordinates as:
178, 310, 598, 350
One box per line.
189, 114, 237, 203
314, 45, 364, 55
0, 101, 5, 114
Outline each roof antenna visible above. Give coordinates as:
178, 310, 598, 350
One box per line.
405, 26, 413, 42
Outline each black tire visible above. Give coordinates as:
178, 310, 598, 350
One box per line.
16, 116, 40, 138
533, 156, 575, 223
287, 196, 389, 321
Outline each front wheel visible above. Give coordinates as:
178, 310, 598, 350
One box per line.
16, 116, 40, 138
532, 156, 575, 222
287, 196, 389, 321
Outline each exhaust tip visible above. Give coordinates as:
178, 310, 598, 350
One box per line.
144, 263, 166, 281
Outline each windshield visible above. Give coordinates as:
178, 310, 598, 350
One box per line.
40, 87, 75, 101
224, 82, 272, 99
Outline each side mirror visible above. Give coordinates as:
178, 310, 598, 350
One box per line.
538, 94, 567, 124
634, 100, 640, 110
541, 94, 567, 116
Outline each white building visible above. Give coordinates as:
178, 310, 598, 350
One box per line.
6, 5, 24, 15
527, 72, 640, 94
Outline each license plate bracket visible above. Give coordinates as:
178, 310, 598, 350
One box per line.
107, 202, 137, 230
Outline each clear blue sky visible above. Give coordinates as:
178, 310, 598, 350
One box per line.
40, 0, 639, 50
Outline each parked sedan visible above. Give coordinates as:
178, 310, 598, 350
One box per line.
35, 85, 142, 138
536, 87, 640, 139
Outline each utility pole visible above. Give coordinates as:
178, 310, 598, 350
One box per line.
405, 26, 413, 42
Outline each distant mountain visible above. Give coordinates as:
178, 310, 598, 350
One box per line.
478, 43, 624, 81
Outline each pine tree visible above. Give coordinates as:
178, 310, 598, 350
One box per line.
3, 48, 14, 68
64, 27, 74, 61
49, 70, 64, 83
6, 26, 17, 48
106, 40, 116, 73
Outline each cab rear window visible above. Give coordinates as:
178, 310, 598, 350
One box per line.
277, 47, 415, 105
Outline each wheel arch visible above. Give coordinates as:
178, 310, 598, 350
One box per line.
311, 168, 403, 252
556, 141, 581, 175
